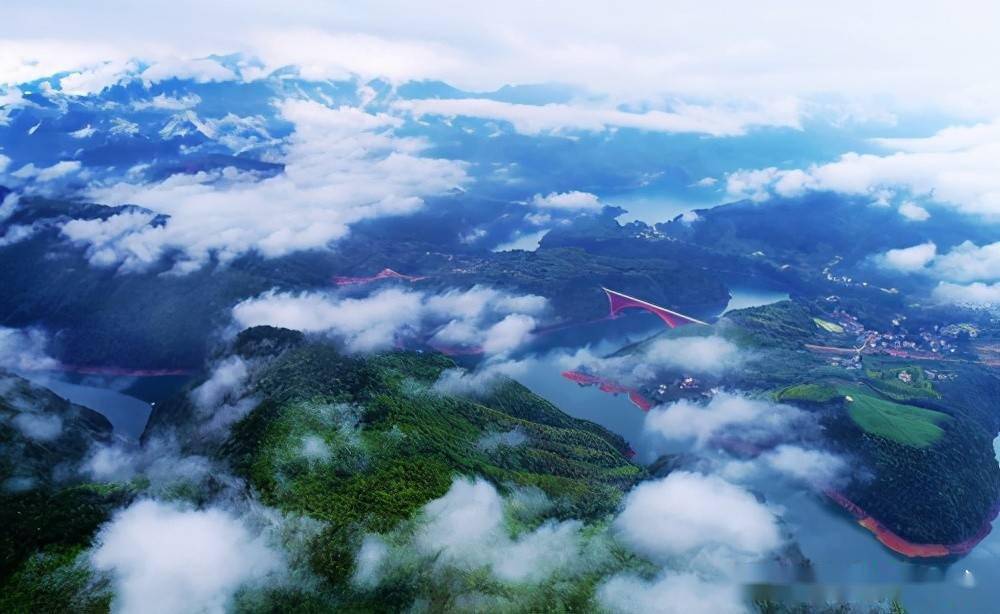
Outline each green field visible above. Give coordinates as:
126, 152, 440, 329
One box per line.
813, 317, 845, 334
776, 383, 840, 403
840, 387, 949, 448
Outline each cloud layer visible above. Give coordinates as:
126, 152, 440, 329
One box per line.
726, 119, 1000, 219
66, 100, 467, 272
232, 286, 547, 354
91, 500, 284, 614
614, 471, 782, 564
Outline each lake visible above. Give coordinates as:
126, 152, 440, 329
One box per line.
28, 373, 190, 440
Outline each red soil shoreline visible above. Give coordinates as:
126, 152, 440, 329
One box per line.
824, 489, 1000, 558
560, 370, 654, 411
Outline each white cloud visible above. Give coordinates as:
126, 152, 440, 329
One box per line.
232, 286, 546, 355
10, 160, 81, 182
0, 326, 58, 372
493, 229, 549, 252
12, 412, 63, 441
531, 191, 602, 210
726, 119, 1000, 219
82, 436, 214, 492
597, 572, 745, 614
639, 336, 744, 375
191, 356, 250, 411
933, 281, 1000, 306
7, 2, 1000, 121
878, 241, 937, 273
233, 288, 423, 353
62, 210, 157, 267
556, 335, 744, 389
758, 445, 846, 487
0, 223, 41, 247
481, 314, 537, 354
352, 534, 390, 589
299, 435, 331, 463
414, 477, 583, 584
931, 241, 1000, 282
59, 60, 136, 95
91, 499, 284, 614
644, 393, 806, 449
75, 99, 467, 272
613, 471, 781, 564
876, 240, 1000, 285
433, 359, 530, 396
396, 97, 801, 137
140, 57, 237, 84
250, 29, 464, 83
898, 201, 930, 221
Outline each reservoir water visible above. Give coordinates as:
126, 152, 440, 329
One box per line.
28, 373, 189, 440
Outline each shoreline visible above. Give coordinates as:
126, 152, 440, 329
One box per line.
825, 490, 1000, 559
560, 370, 654, 411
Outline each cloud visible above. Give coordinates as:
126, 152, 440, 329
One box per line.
59, 60, 137, 95
932, 281, 1000, 306
189, 356, 258, 436
476, 428, 528, 452
9, 160, 82, 182
877, 241, 937, 273
74, 99, 467, 272
8, 2, 1000, 121
62, 210, 158, 267
597, 572, 745, 614
81, 435, 213, 491
11, 412, 63, 441
395, 97, 801, 137
493, 229, 549, 252
352, 534, 390, 589
613, 471, 781, 564
191, 356, 250, 411
140, 57, 237, 84
639, 336, 745, 375
530, 191, 602, 210
0, 326, 59, 372
725, 119, 1000, 219
481, 314, 537, 354
234, 287, 423, 352
91, 499, 284, 614
758, 445, 846, 487
413, 477, 583, 584
556, 334, 745, 389
643, 392, 807, 449
876, 240, 1000, 284
931, 241, 1000, 282
232, 286, 546, 355
433, 359, 530, 396
898, 201, 930, 221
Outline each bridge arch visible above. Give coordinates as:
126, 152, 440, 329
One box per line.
603, 287, 709, 328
